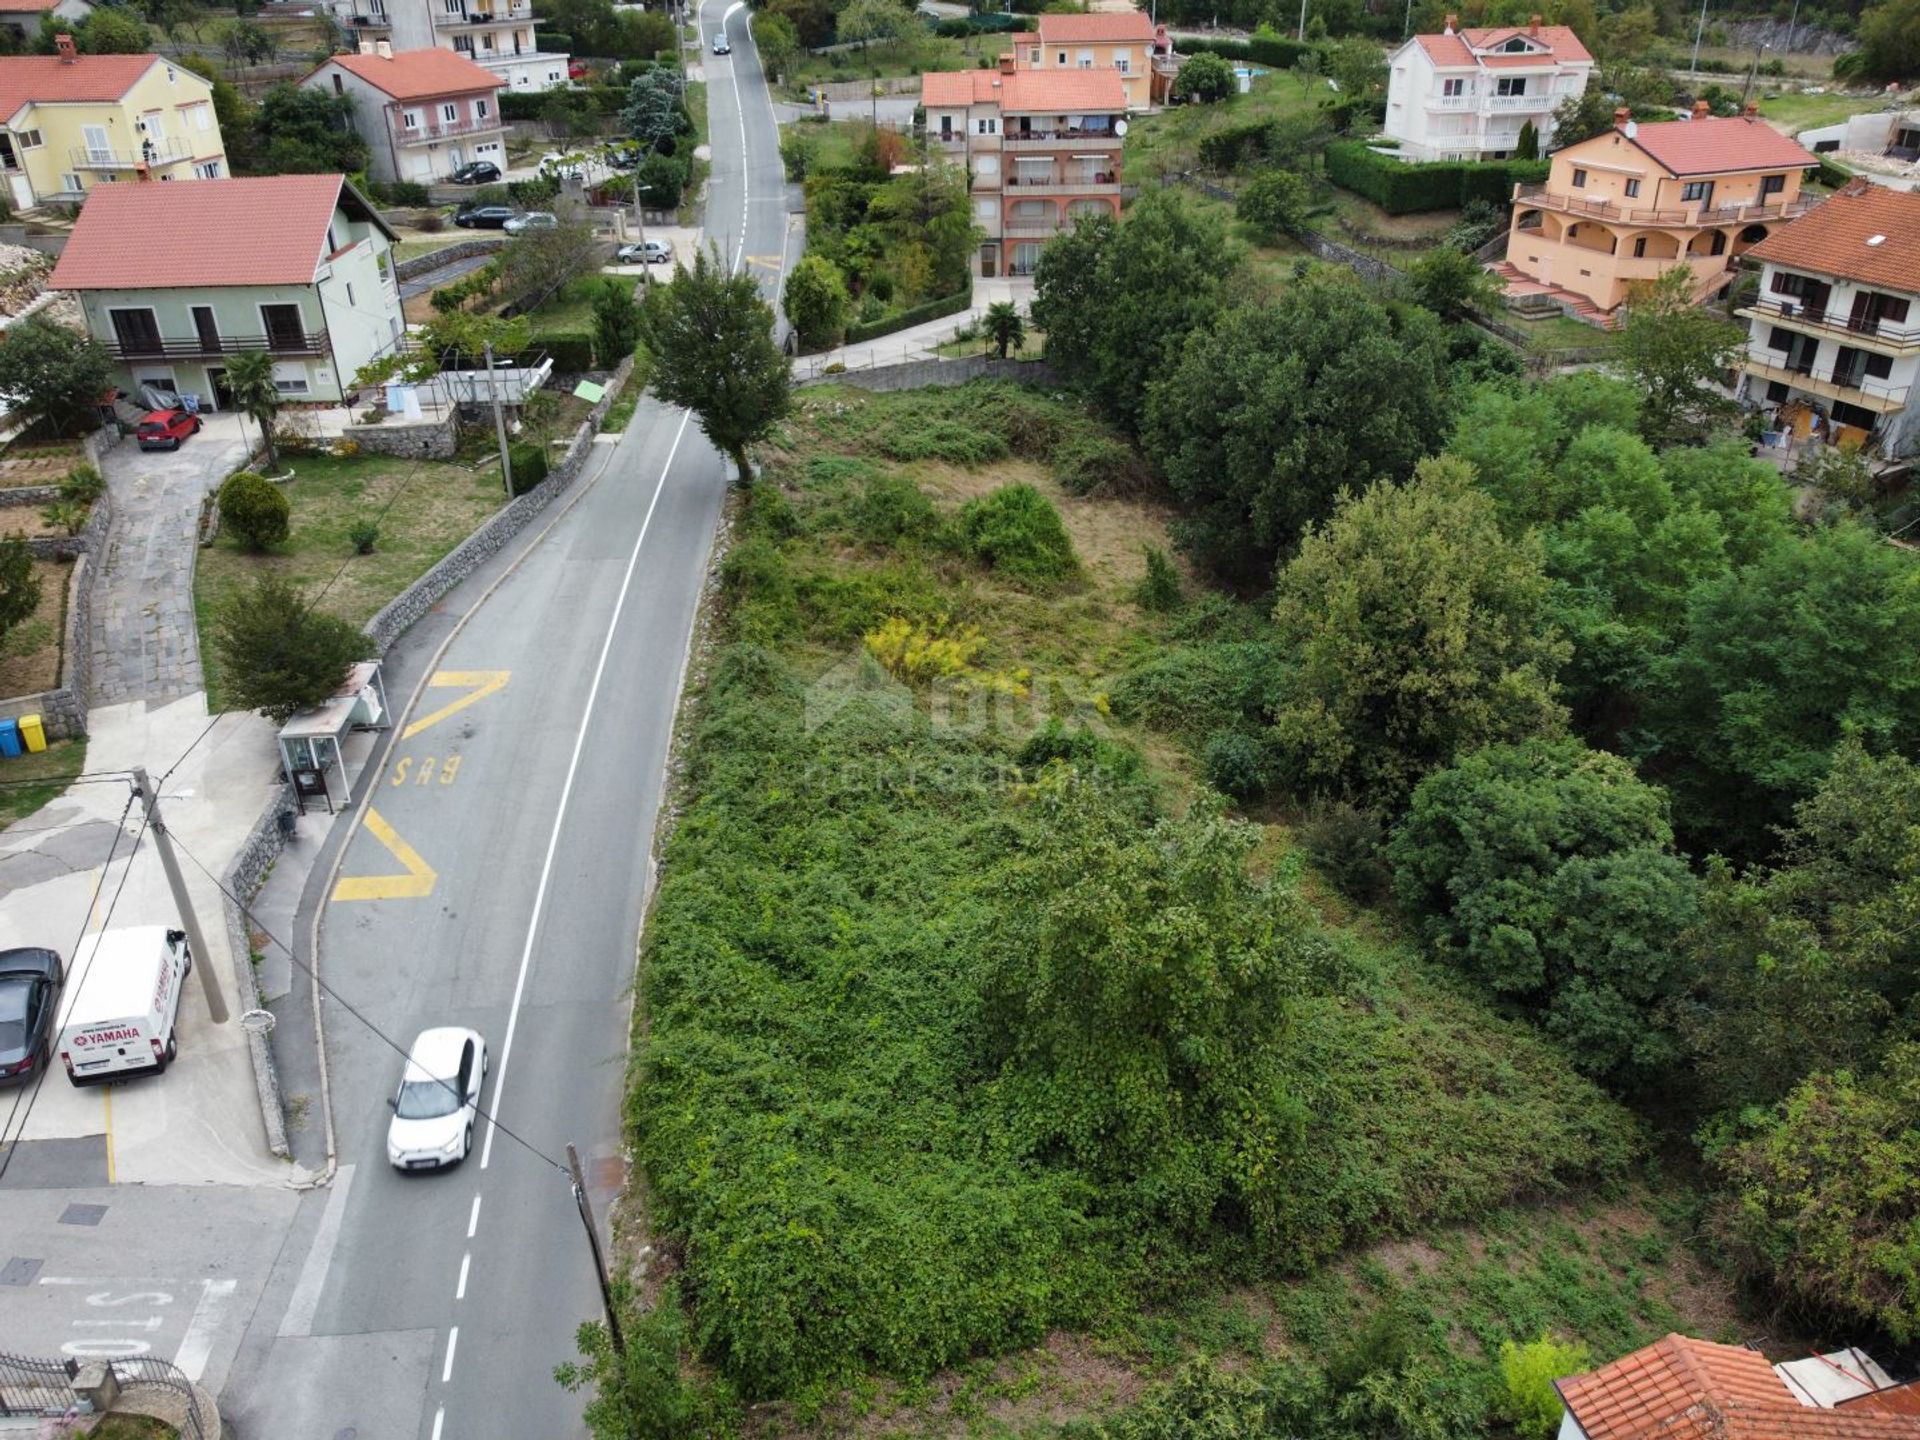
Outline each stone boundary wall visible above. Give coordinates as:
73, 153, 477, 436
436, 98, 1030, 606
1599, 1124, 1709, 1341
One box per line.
798, 355, 1058, 393
0, 483, 111, 738
1298, 228, 1403, 286
221, 781, 296, 1160
347, 416, 459, 459
3, 483, 112, 560
393, 237, 508, 282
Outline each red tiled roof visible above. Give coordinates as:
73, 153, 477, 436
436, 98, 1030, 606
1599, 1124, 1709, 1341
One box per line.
49, 174, 362, 290
316, 47, 501, 101
1036, 10, 1154, 43
1745, 179, 1920, 293
0, 54, 168, 125
1412, 23, 1592, 67
1558, 1336, 1920, 1440
1845, 1385, 1920, 1420
1626, 113, 1818, 175
0, 0, 71, 12
920, 67, 1125, 114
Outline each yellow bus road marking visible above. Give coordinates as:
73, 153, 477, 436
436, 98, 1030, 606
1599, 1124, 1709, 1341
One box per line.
401, 671, 511, 741
745, 254, 783, 270
332, 808, 438, 902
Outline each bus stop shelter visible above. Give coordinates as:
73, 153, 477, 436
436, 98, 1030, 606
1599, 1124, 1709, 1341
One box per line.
277, 661, 391, 813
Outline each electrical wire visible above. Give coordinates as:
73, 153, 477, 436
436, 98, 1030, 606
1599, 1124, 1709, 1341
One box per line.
0, 788, 148, 1188
157, 712, 228, 789
164, 831, 570, 1178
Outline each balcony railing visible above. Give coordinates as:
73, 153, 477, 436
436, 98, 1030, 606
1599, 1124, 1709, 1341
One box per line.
105, 331, 327, 362
434, 2, 534, 24
1740, 353, 1911, 412
396, 112, 503, 141
1004, 173, 1119, 192
1514, 182, 1818, 229
1739, 296, 1920, 351
69, 138, 192, 170
1004, 221, 1062, 238
1426, 93, 1474, 109
1002, 132, 1122, 150
1486, 93, 1548, 110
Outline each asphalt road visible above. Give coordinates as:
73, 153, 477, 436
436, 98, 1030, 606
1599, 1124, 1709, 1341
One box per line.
223, 9, 790, 1437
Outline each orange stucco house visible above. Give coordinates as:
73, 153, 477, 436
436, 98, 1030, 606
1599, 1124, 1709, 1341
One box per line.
1496, 102, 1819, 324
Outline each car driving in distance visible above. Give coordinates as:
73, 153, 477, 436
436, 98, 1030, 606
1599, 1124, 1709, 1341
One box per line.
387, 1027, 488, 1170
711, 32, 730, 53
615, 238, 672, 265
454, 204, 515, 229
503, 210, 558, 234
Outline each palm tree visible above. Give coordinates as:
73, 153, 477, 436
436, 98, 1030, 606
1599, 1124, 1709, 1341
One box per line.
224, 351, 281, 471
983, 301, 1025, 360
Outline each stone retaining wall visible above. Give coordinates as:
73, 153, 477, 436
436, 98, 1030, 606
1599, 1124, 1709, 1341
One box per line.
1298, 228, 1403, 286
347, 416, 459, 458
4, 482, 112, 560
799, 355, 1058, 393
221, 781, 296, 1161
393, 237, 508, 282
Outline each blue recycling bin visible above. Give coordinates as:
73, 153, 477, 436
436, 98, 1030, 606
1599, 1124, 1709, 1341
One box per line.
0, 719, 22, 759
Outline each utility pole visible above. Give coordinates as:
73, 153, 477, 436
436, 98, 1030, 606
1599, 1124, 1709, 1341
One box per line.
1690, 0, 1709, 78
566, 1143, 625, 1357
1297, 0, 1307, 42
484, 341, 512, 497
1741, 41, 1770, 106
131, 767, 227, 1025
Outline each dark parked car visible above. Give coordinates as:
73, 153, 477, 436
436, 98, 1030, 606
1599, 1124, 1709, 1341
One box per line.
135, 408, 201, 451
0, 947, 63, 1084
449, 161, 501, 185
454, 205, 516, 229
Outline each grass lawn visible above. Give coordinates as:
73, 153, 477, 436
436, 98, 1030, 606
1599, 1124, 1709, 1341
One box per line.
521, 277, 599, 338
1176, 186, 1310, 295
0, 738, 87, 830
193, 452, 507, 709
1755, 88, 1881, 134
680, 80, 709, 228
1514, 312, 1623, 353
792, 117, 870, 171
934, 326, 1046, 360
0, 558, 69, 698
779, 31, 1012, 92
1123, 71, 1326, 179
393, 236, 466, 263
88, 1416, 178, 1440
600, 391, 640, 432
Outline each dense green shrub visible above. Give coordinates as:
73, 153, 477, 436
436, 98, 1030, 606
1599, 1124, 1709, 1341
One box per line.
1051, 431, 1150, 497
1110, 641, 1284, 741
538, 330, 598, 373
1198, 117, 1280, 172
957, 483, 1077, 584
1499, 1335, 1592, 1440
1325, 140, 1547, 214
848, 471, 941, 545
1133, 544, 1182, 612
1299, 801, 1390, 902
508, 443, 548, 495
217, 471, 289, 551
843, 286, 972, 345
1203, 727, 1269, 799
371, 179, 431, 206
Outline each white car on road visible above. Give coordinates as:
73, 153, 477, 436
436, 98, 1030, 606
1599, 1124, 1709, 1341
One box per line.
616, 239, 673, 265
387, 1027, 488, 1170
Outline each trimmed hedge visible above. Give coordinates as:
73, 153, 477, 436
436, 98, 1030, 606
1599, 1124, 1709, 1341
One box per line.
1179, 33, 1318, 68
843, 285, 973, 345
508, 443, 548, 495
1198, 118, 1279, 172
536, 329, 598, 373
1816, 156, 1856, 189
1325, 140, 1548, 214
500, 90, 546, 120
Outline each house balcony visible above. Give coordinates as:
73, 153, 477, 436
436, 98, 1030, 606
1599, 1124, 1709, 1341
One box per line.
342, 8, 391, 26
1002, 132, 1121, 151
1739, 354, 1911, 413
1485, 93, 1549, 110
104, 331, 328, 362
1737, 296, 1920, 356
1513, 182, 1818, 229
1004, 221, 1062, 238
1003, 174, 1119, 194
434, 3, 534, 26
69, 138, 192, 170
396, 112, 506, 142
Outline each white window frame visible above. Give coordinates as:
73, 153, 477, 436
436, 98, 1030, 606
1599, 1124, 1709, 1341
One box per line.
17, 129, 43, 149
1496, 75, 1526, 96
474, 97, 490, 120
195, 160, 221, 179
59, 171, 83, 193
441, 102, 458, 123
402, 108, 423, 130
1442, 76, 1464, 96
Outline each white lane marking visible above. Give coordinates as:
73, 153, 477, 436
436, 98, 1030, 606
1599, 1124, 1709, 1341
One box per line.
456, 1253, 470, 1301
432, 1407, 445, 1440
479, 401, 698, 1173
277, 1162, 357, 1338
467, 1194, 481, 1239
73, 1317, 164, 1330
722, 0, 750, 270
442, 1326, 459, 1383
38, 1277, 175, 1286
173, 1279, 237, 1382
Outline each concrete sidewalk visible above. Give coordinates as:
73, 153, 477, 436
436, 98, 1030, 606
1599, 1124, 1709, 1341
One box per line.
792, 275, 1034, 380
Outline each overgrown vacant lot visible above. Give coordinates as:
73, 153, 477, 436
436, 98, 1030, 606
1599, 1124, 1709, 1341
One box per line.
620, 382, 1745, 1431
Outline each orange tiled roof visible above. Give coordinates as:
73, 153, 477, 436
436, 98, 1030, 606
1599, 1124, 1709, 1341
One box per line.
316, 47, 501, 100
1745, 179, 1920, 294
920, 67, 1125, 114
0, 0, 73, 12
1558, 1337, 1920, 1440
0, 54, 168, 125
1845, 1384, 1920, 1420
49, 174, 359, 290
1625, 113, 1818, 175
1413, 23, 1592, 67
1036, 11, 1154, 44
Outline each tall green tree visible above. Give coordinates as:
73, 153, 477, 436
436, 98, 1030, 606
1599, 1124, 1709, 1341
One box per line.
1837, 0, 1920, 84
1389, 737, 1696, 1086
752, 12, 800, 83
639, 248, 791, 483
1235, 168, 1310, 239
782, 253, 849, 350
982, 300, 1025, 359
621, 64, 689, 148
1269, 456, 1569, 807
835, 0, 917, 52
591, 278, 643, 365
1403, 246, 1503, 320
0, 319, 112, 438
1174, 50, 1235, 102
0, 538, 41, 651
223, 351, 282, 471
243, 85, 368, 176
1616, 265, 1745, 445
1143, 271, 1450, 576
215, 574, 372, 723
1033, 190, 1238, 428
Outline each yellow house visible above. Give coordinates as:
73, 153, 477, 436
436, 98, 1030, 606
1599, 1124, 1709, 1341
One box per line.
0, 40, 227, 211
1497, 102, 1818, 324
1013, 11, 1160, 112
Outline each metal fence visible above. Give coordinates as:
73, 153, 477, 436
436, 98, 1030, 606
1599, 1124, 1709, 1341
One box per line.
0, 1351, 206, 1440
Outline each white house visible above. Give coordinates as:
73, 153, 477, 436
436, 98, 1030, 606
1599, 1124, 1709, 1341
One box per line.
1735, 178, 1920, 458
47, 173, 404, 407
1384, 14, 1593, 162
305, 44, 506, 185
321, 0, 568, 92
1797, 107, 1920, 193
0, 0, 91, 41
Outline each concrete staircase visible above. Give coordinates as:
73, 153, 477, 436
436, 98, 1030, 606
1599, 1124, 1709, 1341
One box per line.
1487, 261, 1620, 330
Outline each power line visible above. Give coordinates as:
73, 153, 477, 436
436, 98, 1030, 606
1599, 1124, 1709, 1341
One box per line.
157, 712, 229, 789
0, 787, 147, 1188
164, 832, 569, 1178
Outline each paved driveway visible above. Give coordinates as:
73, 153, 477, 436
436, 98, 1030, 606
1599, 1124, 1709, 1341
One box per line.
89, 412, 251, 707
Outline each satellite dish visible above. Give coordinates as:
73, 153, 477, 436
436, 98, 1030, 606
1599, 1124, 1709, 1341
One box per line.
1115, 118, 1129, 136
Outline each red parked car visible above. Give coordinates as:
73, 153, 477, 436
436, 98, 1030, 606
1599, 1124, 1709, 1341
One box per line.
135, 409, 201, 451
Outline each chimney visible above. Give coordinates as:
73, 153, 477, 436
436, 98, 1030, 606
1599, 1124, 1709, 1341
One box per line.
1692, 98, 1709, 119
1743, 99, 1758, 116
375, 38, 392, 58
1529, 12, 1541, 32
1443, 12, 1457, 31
53, 32, 75, 62
998, 53, 1013, 73
1614, 106, 1630, 130
358, 38, 375, 53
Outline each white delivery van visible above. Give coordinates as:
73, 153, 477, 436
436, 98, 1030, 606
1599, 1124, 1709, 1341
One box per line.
58, 926, 191, 1086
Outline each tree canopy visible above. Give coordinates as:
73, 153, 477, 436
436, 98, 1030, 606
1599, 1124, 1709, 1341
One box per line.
0, 319, 112, 438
